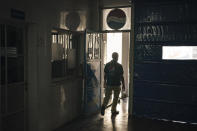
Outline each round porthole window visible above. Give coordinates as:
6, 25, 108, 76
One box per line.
107, 9, 126, 30
66, 12, 80, 30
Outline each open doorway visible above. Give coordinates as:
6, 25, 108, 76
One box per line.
105, 33, 122, 64
102, 32, 130, 110
83, 31, 130, 115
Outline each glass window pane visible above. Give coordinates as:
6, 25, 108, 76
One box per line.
94, 34, 101, 59
51, 31, 73, 78
7, 57, 24, 83
7, 26, 23, 55
52, 60, 66, 78
87, 34, 93, 60
0, 57, 5, 85
6, 26, 24, 83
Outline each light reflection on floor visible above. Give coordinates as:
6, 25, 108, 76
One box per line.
55, 98, 197, 131
55, 98, 129, 131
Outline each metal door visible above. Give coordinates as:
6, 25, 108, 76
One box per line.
133, 0, 197, 123
0, 23, 26, 130
83, 30, 103, 115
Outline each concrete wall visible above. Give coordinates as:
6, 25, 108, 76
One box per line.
1, 0, 132, 130
27, 23, 53, 131
87, 0, 100, 31
0, 0, 27, 21
26, 1, 87, 130
0, 0, 96, 131
51, 78, 83, 129
101, 0, 131, 7
27, 23, 84, 131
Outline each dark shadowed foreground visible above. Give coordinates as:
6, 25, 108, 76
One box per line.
55, 99, 197, 131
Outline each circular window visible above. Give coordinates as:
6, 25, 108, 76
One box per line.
66, 12, 80, 30
107, 9, 126, 30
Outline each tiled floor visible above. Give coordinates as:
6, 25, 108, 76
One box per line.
55, 98, 197, 131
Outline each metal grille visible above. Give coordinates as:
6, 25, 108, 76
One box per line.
86, 33, 101, 60
51, 30, 75, 78
51, 33, 72, 61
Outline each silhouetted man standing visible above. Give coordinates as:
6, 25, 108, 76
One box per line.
101, 52, 125, 116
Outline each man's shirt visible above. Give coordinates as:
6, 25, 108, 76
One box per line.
104, 60, 124, 86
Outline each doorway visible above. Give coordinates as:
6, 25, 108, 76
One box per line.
83, 31, 130, 115
105, 33, 122, 64
102, 32, 130, 111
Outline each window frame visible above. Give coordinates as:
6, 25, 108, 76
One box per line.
51, 29, 74, 80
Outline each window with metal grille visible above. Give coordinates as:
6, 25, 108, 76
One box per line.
51, 29, 75, 78
86, 33, 101, 60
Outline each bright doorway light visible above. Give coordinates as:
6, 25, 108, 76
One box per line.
106, 33, 122, 63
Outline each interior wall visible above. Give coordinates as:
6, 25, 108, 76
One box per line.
0, 0, 27, 21
100, 0, 131, 7
0, 0, 98, 131
87, 0, 100, 31
51, 78, 83, 129
27, 22, 53, 131
0, 0, 133, 130
26, 3, 86, 130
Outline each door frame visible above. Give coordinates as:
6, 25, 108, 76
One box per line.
84, 29, 133, 115
128, 3, 135, 117
102, 30, 132, 114
99, 4, 134, 116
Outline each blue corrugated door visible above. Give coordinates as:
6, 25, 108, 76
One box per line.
133, 0, 197, 123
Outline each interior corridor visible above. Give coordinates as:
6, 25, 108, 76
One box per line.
1, 0, 197, 131
55, 99, 197, 131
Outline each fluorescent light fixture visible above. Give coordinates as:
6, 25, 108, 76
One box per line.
162, 46, 197, 60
